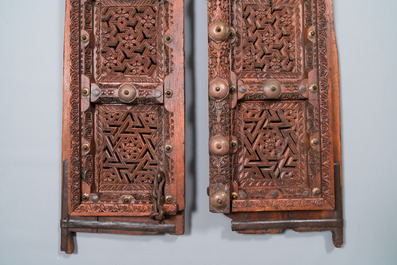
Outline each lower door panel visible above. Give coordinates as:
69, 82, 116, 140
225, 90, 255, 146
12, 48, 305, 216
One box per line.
232, 100, 334, 212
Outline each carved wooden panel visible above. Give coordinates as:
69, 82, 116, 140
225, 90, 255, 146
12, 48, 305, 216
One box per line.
235, 101, 307, 191
97, 105, 162, 196
239, 0, 303, 77
208, 0, 343, 247
98, 5, 159, 80
61, 0, 185, 254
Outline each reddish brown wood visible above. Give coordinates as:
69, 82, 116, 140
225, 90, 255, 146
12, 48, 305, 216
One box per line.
208, 0, 343, 247
61, 0, 185, 254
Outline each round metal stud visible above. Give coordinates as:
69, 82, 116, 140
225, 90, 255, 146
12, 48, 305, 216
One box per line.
154, 90, 162, 98
209, 78, 229, 100
299, 85, 307, 93
311, 138, 319, 147
118, 84, 137, 103
228, 28, 236, 39
90, 193, 99, 203
121, 195, 132, 204
165, 195, 174, 204
271, 190, 279, 198
312, 188, 321, 196
309, 83, 319, 93
209, 136, 230, 156
165, 89, 173, 98
239, 191, 248, 199
210, 191, 228, 209
302, 190, 311, 198
239, 86, 247, 93
209, 21, 229, 42
230, 140, 238, 149
92, 88, 101, 97
164, 35, 173, 43
165, 144, 173, 153
231, 192, 239, 200
308, 29, 316, 39
82, 143, 90, 152
82, 193, 89, 201
82, 87, 90, 96
263, 79, 282, 99
81, 33, 90, 43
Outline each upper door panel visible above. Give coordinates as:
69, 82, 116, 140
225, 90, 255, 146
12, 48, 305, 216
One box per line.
80, 0, 175, 104
232, 0, 314, 99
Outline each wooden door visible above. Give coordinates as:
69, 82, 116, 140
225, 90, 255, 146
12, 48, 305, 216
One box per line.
207, 0, 343, 247
61, 0, 185, 254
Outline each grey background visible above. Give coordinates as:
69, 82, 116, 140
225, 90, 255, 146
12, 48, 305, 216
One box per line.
0, 0, 396, 264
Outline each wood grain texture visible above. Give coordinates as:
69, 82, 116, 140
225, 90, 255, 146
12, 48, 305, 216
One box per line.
208, 0, 343, 247
61, 0, 185, 254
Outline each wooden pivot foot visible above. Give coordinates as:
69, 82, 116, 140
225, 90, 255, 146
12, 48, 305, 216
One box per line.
332, 227, 343, 248
61, 228, 75, 254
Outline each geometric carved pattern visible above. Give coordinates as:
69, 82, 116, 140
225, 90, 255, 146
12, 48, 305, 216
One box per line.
96, 105, 163, 192
97, 3, 160, 82
236, 101, 307, 190
242, 1, 299, 73
234, 0, 304, 80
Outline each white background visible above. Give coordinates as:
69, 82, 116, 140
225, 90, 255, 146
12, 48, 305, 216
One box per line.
1, 0, 397, 264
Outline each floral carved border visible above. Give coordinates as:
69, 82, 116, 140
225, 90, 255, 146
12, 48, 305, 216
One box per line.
68, 0, 82, 213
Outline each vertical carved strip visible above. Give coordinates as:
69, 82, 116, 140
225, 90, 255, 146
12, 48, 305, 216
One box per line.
95, 106, 103, 193
164, 1, 174, 76
69, 0, 81, 212
81, 0, 93, 77
164, 110, 175, 184
232, 0, 242, 76
94, 0, 101, 82
208, 0, 232, 213
317, 0, 334, 206
157, 1, 165, 80
80, 1, 94, 192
